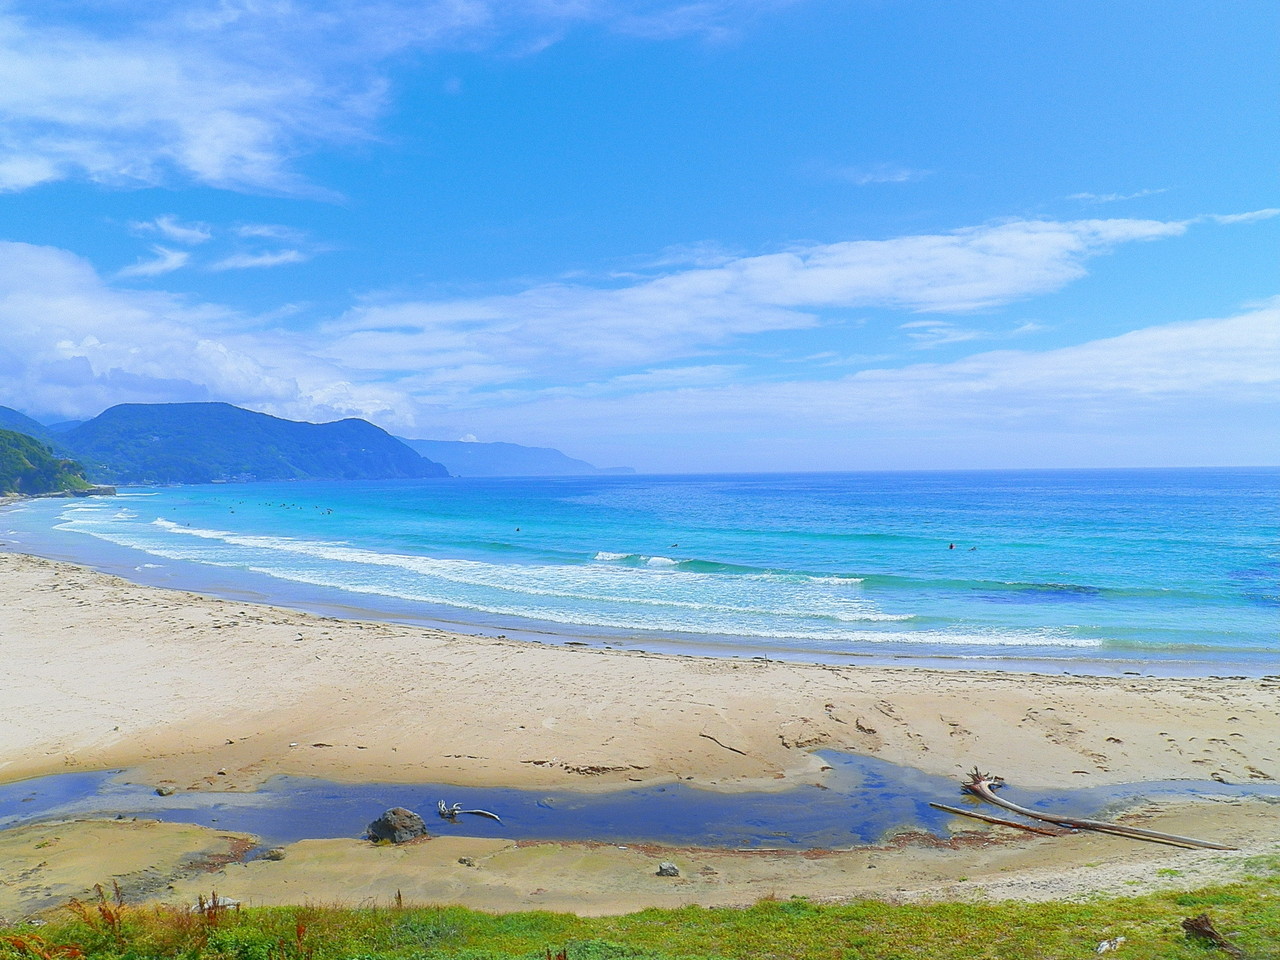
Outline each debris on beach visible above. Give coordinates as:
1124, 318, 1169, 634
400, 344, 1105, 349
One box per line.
928, 801, 1062, 836
1181, 913, 1244, 958
437, 799, 502, 823
959, 769, 1236, 850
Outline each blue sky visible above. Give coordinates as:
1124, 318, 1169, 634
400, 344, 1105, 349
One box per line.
0, 0, 1276, 472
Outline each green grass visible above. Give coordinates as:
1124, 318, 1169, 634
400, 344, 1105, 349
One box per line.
2, 876, 1277, 960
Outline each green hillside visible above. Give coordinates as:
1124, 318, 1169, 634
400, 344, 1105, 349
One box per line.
60, 402, 448, 485
0, 428, 92, 495
0, 405, 53, 442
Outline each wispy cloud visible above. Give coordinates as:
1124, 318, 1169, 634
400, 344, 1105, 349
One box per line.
2, 225, 1276, 469
0, 8, 381, 196
118, 216, 317, 273
130, 215, 213, 246
449, 302, 1280, 470
899, 318, 1048, 349
818, 163, 930, 186
209, 250, 309, 271
117, 245, 190, 278
898, 319, 985, 348
1207, 208, 1280, 225
611, 0, 801, 42
324, 216, 1192, 390
0, 0, 802, 196
234, 223, 311, 242
1068, 188, 1167, 204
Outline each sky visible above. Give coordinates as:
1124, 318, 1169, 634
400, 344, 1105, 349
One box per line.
0, 0, 1276, 473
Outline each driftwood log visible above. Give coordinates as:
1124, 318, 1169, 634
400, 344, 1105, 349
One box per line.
438, 800, 503, 823
928, 802, 1062, 836
962, 770, 1236, 850
1181, 913, 1245, 958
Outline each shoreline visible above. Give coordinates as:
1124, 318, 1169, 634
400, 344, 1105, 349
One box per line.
2, 548, 1277, 794
2, 547, 1278, 915
4, 493, 1274, 679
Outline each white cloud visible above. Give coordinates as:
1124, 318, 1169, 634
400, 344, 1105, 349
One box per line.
131, 215, 213, 245
115, 217, 315, 274
1207, 208, 1280, 225
1068, 188, 1167, 203
1, 216, 1274, 471
610, 0, 800, 41
898, 319, 984, 348
824, 163, 930, 186
234, 223, 310, 242
898, 318, 1048, 349
0, 9, 380, 195
209, 250, 309, 270
0, 0, 801, 195
443, 302, 1280, 470
324, 216, 1190, 388
0, 240, 423, 428
116, 245, 190, 278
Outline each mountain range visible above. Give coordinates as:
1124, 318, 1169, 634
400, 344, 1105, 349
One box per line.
0, 403, 628, 485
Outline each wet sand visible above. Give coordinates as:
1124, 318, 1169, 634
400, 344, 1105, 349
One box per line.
4, 798, 1279, 919
1, 550, 1278, 916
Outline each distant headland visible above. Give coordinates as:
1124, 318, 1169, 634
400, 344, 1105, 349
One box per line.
0, 401, 631, 487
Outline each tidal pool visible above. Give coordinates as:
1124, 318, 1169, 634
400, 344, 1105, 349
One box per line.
2, 753, 1275, 852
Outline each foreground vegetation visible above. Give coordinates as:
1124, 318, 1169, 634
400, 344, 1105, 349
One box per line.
4, 866, 1277, 960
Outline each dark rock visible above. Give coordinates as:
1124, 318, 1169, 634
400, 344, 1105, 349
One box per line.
656, 861, 679, 877
367, 807, 429, 844
262, 847, 287, 861
458, 857, 476, 867
72, 486, 116, 497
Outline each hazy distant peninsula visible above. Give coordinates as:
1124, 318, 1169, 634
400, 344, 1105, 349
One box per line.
400, 437, 633, 477
51, 403, 449, 485
0, 428, 95, 496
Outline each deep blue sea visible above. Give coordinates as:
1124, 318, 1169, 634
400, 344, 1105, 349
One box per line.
3, 469, 1277, 675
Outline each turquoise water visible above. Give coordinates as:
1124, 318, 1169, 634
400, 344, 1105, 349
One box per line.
3, 469, 1277, 673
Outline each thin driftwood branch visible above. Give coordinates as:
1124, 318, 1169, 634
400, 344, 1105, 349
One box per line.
929, 801, 1062, 836
962, 769, 1236, 851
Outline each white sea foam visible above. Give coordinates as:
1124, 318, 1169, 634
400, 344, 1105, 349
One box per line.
152, 518, 234, 539
245, 563, 1096, 646
53, 501, 1097, 650
72, 516, 918, 628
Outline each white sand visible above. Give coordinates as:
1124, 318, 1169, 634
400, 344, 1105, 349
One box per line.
2, 549, 1277, 916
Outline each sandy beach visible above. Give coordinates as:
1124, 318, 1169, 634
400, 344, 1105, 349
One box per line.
1, 549, 1278, 917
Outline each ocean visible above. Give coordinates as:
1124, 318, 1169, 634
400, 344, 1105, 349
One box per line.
3, 468, 1277, 675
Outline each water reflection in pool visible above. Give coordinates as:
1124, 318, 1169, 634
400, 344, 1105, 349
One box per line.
3, 753, 1275, 851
